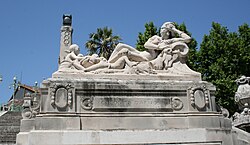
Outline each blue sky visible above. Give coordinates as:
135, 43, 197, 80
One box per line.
0, 0, 249, 103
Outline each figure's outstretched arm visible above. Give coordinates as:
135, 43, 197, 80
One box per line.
109, 56, 138, 69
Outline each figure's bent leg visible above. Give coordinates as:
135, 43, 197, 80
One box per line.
109, 48, 129, 63
123, 56, 139, 67
109, 43, 141, 62
73, 60, 85, 70
109, 56, 139, 69
109, 57, 126, 69
109, 43, 124, 60
128, 51, 149, 62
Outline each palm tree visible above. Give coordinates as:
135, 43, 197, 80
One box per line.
85, 27, 121, 59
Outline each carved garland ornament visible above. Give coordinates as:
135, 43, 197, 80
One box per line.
63, 29, 71, 46
190, 86, 209, 109
50, 83, 73, 109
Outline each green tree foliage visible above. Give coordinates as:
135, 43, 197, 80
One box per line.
85, 27, 121, 59
136, 22, 159, 51
197, 22, 250, 114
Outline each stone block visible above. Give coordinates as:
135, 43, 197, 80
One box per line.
34, 117, 80, 130
17, 129, 231, 145
20, 119, 35, 132
80, 116, 188, 130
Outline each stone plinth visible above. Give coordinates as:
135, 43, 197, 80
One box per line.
16, 75, 245, 145
17, 128, 233, 145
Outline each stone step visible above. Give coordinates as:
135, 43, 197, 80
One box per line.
0, 134, 18, 143
0, 136, 16, 143
0, 126, 20, 132
0, 127, 19, 143
0, 112, 22, 126
0, 114, 22, 119
0, 121, 20, 126
0, 111, 22, 144
0, 116, 22, 120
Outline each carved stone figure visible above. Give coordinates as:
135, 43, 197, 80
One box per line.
59, 44, 84, 70
58, 22, 197, 76
235, 75, 250, 108
232, 76, 250, 132
108, 22, 191, 71
22, 92, 40, 119
59, 44, 104, 71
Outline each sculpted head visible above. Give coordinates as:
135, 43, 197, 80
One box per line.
160, 22, 175, 39
69, 44, 80, 55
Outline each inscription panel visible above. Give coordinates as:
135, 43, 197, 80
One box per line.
93, 97, 171, 111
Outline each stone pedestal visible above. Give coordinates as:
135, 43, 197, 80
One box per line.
16, 75, 245, 145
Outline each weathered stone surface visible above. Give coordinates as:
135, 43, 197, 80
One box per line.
0, 112, 22, 144
17, 129, 235, 145
55, 87, 68, 108
53, 69, 201, 81
235, 76, 250, 109
57, 21, 201, 78
37, 78, 216, 114
92, 96, 172, 111
59, 15, 73, 64
17, 77, 242, 145
16, 16, 250, 145
232, 76, 250, 132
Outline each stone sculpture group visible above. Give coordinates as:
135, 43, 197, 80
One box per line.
16, 15, 250, 145
58, 22, 194, 75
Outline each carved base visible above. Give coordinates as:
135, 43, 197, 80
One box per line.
39, 77, 215, 114
52, 62, 201, 82
17, 128, 235, 145
17, 77, 246, 145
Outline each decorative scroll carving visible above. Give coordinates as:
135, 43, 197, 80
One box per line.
80, 97, 93, 110
22, 108, 33, 119
50, 83, 74, 109
171, 97, 183, 110
190, 86, 209, 109
22, 92, 40, 119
